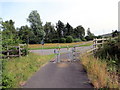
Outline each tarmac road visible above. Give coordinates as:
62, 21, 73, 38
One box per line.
30, 45, 93, 55
23, 50, 93, 88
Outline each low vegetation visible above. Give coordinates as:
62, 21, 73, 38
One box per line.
81, 35, 120, 89
2, 53, 55, 88
95, 36, 120, 69
81, 54, 119, 88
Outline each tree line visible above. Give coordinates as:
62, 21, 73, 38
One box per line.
1, 10, 95, 47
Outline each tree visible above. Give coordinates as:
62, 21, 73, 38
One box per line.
56, 20, 65, 39
74, 25, 85, 40
65, 23, 73, 37
44, 22, 56, 43
66, 36, 73, 43
18, 25, 31, 44
85, 28, 95, 41
1, 20, 20, 49
112, 30, 119, 37
27, 10, 45, 44
87, 28, 94, 36
0, 18, 2, 47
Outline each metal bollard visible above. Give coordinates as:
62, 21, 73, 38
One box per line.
72, 47, 76, 61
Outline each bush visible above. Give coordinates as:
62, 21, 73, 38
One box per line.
85, 36, 94, 41
44, 39, 52, 43
66, 36, 73, 43
73, 38, 81, 42
95, 36, 120, 67
21, 48, 29, 56
51, 39, 59, 43
81, 38, 86, 41
59, 38, 66, 43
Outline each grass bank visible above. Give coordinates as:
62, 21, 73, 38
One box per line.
28, 41, 92, 50
80, 54, 120, 89
2, 53, 55, 88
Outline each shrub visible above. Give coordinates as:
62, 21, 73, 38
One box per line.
59, 38, 66, 43
21, 48, 29, 56
95, 36, 120, 68
81, 38, 86, 41
85, 36, 95, 41
44, 39, 51, 43
66, 36, 73, 43
51, 39, 59, 43
73, 38, 81, 42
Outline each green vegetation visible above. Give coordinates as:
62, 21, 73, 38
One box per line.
85, 28, 95, 41
73, 38, 82, 42
95, 35, 120, 71
112, 30, 119, 37
66, 36, 73, 43
59, 38, 66, 43
27, 10, 45, 44
1, 20, 21, 50
78, 43, 92, 47
81, 54, 119, 88
2, 53, 55, 88
1, 10, 93, 45
81, 34, 120, 89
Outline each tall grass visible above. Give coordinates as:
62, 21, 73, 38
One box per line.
2, 53, 55, 88
80, 54, 119, 89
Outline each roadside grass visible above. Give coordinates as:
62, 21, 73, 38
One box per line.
2, 53, 55, 88
28, 41, 92, 50
80, 54, 120, 89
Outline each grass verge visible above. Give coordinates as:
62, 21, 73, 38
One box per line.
80, 54, 120, 89
2, 53, 55, 88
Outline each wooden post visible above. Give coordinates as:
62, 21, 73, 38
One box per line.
91, 38, 108, 53
95, 38, 98, 49
19, 45, 21, 57
102, 38, 104, 48
7, 46, 9, 59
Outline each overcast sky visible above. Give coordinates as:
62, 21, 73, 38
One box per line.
0, 0, 119, 35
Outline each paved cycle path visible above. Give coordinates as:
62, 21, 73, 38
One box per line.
30, 45, 93, 55
23, 52, 93, 88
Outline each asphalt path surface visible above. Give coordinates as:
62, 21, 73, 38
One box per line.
30, 45, 93, 55
23, 45, 93, 88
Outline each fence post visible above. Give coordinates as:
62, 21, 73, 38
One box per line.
19, 45, 21, 57
7, 46, 9, 59
95, 38, 97, 49
102, 38, 104, 48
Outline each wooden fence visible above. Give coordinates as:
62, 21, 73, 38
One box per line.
93, 38, 108, 50
87, 38, 108, 53
3, 44, 28, 59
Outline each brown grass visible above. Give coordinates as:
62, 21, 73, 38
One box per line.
28, 42, 85, 49
80, 54, 120, 88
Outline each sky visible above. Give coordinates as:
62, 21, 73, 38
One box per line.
0, 0, 119, 36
